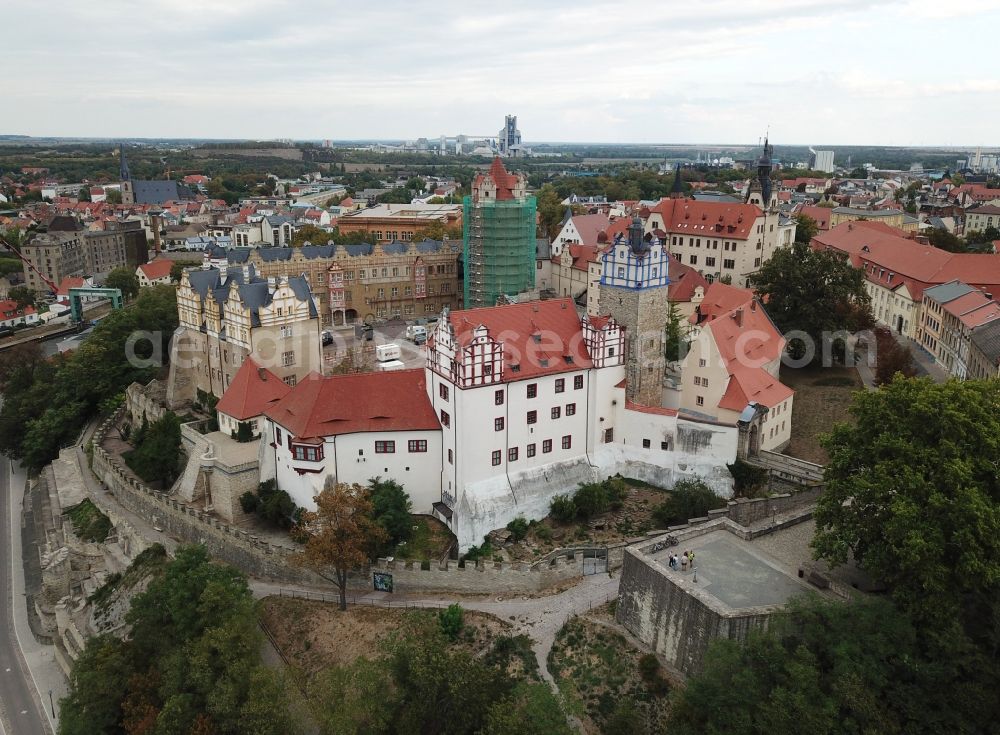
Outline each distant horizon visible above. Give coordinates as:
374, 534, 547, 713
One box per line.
0, 134, 997, 153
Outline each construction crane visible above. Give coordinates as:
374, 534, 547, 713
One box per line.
0, 232, 58, 294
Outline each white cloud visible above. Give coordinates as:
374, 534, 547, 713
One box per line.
5, 0, 1000, 144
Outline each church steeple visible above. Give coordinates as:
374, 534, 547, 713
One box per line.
745, 135, 775, 209
119, 143, 131, 182
670, 162, 684, 199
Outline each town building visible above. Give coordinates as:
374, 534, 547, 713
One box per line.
205, 239, 462, 327
809, 148, 835, 173
0, 300, 39, 328
968, 320, 1000, 379
678, 282, 793, 452
463, 158, 537, 307
21, 227, 132, 293
644, 198, 793, 288
828, 207, 912, 232
498, 114, 523, 157
136, 259, 173, 287
167, 265, 322, 407
916, 281, 1000, 379
812, 221, 1000, 339
337, 203, 463, 244
118, 145, 195, 206
964, 205, 1000, 235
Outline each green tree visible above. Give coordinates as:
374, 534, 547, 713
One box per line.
125, 411, 182, 486
60, 635, 134, 735
105, 188, 122, 204
749, 242, 873, 364
813, 377, 1000, 630
668, 596, 988, 735
170, 260, 200, 283
103, 266, 139, 299
535, 184, 565, 239
652, 479, 726, 527
367, 477, 412, 553
291, 224, 331, 247
481, 682, 572, 735
664, 301, 685, 362
438, 603, 464, 641
792, 213, 818, 244
9, 284, 36, 309
925, 227, 967, 253
78, 186, 91, 202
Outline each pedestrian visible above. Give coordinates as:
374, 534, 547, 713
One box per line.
688, 550, 696, 568
670, 554, 678, 570
680, 554, 688, 572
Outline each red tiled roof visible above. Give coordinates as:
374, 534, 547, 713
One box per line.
694, 284, 792, 411
567, 213, 611, 247
448, 298, 594, 380
667, 255, 709, 303
0, 300, 35, 318
474, 157, 520, 201
796, 204, 832, 231
217, 358, 292, 421
813, 221, 1000, 301
56, 277, 86, 296
940, 291, 1000, 328
138, 259, 173, 281
562, 243, 604, 271
650, 198, 762, 240
265, 368, 439, 440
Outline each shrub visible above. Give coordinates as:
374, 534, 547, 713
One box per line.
368, 477, 413, 555
550, 494, 577, 523
535, 524, 552, 542
506, 516, 529, 542
652, 479, 725, 527
233, 421, 254, 443
438, 603, 464, 641
239, 491, 260, 514
728, 459, 769, 498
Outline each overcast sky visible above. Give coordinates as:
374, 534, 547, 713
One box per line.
8, 0, 1000, 146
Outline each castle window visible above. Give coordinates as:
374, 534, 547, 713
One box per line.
375, 440, 395, 454
574, 375, 584, 389
561, 435, 572, 449
508, 447, 518, 462
527, 443, 536, 458
527, 410, 537, 425
555, 378, 565, 393
527, 383, 537, 398
642, 439, 651, 449
542, 439, 553, 453
494, 417, 504, 431
495, 389, 504, 405
492, 450, 502, 466
551, 406, 561, 419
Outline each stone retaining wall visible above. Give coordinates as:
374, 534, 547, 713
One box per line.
90, 409, 610, 594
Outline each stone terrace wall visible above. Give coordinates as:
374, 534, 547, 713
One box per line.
616, 541, 774, 676
90, 409, 615, 594
724, 486, 824, 528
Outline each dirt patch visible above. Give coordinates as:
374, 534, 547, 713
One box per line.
548, 614, 670, 734
780, 364, 862, 464
258, 596, 510, 676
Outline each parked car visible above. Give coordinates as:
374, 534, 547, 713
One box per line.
321, 330, 334, 346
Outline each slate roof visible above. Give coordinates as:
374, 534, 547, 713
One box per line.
971, 319, 1000, 366
131, 180, 195, 205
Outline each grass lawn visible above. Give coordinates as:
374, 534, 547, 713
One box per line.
780, 364, 863, 465
65, 498, 112, 542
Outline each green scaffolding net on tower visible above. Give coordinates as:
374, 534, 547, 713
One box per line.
463, 195, 537, 309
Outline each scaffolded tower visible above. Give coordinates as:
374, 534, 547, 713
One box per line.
463, 158, 537, 308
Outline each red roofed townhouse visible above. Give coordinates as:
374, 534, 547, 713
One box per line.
215, 357, 291, 437
680, 283, 793, 452
0, 300, 39, 328
136, 259, 173, 287
644, 197, 794, 287
795, 204, 833, 232
260, 368, 443, 516
551, 213, 611, 254
813, 221, 1000, 339
949, 184, 1000, 208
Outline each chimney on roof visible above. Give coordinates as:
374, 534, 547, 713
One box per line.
267, 276, 277, 290
258, 367, 267, 381
733, 307, 744, 327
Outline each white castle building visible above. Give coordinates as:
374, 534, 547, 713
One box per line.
248, 295, 742, 550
